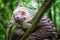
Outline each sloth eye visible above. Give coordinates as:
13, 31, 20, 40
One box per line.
24, 18, 26, 20
21, 11, 25, 15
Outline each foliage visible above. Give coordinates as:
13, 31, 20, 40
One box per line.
0, 0, 60, 40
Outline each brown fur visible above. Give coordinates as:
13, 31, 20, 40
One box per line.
26, 16, 57, 40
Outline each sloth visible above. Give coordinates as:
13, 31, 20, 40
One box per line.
6, 0, 57, 40
11, 10, 57, 40
9, 6, 57, 40
11, 6, 57, 40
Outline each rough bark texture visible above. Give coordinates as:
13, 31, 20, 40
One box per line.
26, 16, 57, 40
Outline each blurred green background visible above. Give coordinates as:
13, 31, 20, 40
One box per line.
0, 0, 60, 40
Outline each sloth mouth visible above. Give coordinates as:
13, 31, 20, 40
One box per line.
14, 17, 26, 24
15, 19, 24, 24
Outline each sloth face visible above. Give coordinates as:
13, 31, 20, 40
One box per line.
13, 7, 35, 24
13, 10, 27, 24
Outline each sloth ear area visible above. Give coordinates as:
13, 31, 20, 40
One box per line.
20, 11, 26, 16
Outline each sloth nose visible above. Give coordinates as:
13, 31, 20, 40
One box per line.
14, 16, 24, 23
16, 16, 23, 20
17, 17, 19, 19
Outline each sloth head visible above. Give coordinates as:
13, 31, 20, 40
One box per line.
13, 6, 35, 24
